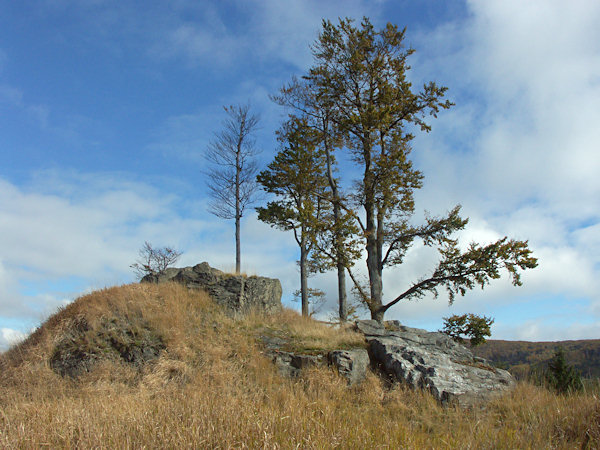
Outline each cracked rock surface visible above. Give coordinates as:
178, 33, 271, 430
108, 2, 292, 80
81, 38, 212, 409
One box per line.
356, 320, 515, 407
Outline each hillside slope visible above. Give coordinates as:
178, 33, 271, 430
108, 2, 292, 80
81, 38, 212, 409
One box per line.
472, 339, 600, 379
1, 283, 599, 448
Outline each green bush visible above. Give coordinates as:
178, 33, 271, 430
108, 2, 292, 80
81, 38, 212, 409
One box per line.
441, 313, 494, 347
545, 347, 583, 394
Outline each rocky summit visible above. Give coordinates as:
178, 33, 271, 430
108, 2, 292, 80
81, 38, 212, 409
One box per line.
141, 262, 282, 315
142, 265, 514, 407
356, 320, 516, 407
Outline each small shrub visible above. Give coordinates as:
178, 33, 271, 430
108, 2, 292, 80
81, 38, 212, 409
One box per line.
545, 347, 583, 394
130, 241, 182, 280
441, 313, 494, 346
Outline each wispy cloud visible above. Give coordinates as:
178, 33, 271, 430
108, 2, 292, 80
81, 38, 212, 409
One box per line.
148, 0, 383, 70
0, 84, 50, 129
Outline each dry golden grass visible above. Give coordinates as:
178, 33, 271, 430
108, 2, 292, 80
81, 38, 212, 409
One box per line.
240, 307, 366, 354
1, 282, 599, 449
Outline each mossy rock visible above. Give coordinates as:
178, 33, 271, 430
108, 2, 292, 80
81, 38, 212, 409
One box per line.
50, 315, 165, 378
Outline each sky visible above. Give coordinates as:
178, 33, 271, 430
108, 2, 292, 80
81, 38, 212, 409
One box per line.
1, 0, 599, 350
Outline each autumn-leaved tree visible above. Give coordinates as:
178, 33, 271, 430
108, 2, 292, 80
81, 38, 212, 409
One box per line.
281, 17, 537, 323
273, 78, 361, 322
206, 104, 260, 274
256, 118, 329, 316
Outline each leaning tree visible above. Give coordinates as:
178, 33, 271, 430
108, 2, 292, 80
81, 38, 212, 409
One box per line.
280, 17, 537, 323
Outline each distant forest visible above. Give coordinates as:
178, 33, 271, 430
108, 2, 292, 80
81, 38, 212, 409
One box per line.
472, 339, 600, 379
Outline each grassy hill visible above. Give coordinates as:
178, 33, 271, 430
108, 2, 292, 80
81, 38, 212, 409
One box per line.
1, 283, 599, 448
472, 339, 600, 380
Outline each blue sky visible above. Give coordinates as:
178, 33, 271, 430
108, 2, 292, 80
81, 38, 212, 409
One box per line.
1, 0, 599, 349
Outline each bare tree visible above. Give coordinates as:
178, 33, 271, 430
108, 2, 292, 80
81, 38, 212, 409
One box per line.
206, 104, 261, 274
130, 241, 182, 280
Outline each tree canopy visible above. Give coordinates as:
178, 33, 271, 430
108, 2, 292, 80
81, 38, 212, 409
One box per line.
257, 118, 330, 316
273, 17, 537, 323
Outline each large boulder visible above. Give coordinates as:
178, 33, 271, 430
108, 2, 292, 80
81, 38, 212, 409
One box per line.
356, 320, 515, 407
142, 262, 282, 315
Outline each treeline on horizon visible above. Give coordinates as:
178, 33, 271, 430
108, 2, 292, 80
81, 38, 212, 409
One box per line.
474, 339, 600, 379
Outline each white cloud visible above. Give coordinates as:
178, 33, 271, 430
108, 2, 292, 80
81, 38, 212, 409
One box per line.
0, 328, 27, 351
244, 0, 383, 70
0, 172, 208, 316
496, 319, 600, 342
0, 170, 305, 327
157, 22, 244, 68
388, 1, 600, 338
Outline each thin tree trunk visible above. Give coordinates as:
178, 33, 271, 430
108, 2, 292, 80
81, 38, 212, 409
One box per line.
235, 137, 241, 274
300, 234, 309, 317
235, 214, 241, 274
333, 200, 347, 321
323, 138, 347, 321
337, 258, 347, 321
363, 140, 384, 322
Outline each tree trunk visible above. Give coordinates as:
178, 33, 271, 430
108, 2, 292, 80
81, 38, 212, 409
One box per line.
300, 235, 309, 317
337, 259, 347, 321
323, 139, 348, 321
371, 307, 385, 323
363, 140, 384, 322
235, 139, 241, 274
366, 233, 384, 322
235, 214, 241, 274
332, 198, 348, 321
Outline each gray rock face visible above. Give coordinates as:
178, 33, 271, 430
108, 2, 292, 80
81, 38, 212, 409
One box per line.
142, 262, 282, 315
356, 320, 515, 407
260, 334, 368, 385
329, 349, 370, 385
270, 351, 325, 378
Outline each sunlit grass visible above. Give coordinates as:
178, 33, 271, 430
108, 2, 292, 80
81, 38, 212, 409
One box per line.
1, 283, 598, 448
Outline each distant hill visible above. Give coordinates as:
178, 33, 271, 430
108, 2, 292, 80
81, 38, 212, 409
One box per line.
472, 339, 600, 379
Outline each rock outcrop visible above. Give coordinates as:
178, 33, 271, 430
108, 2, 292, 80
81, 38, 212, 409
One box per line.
328, 349, 370, 385
142, 262, 282, 315
356, 320, 515, 407
50, 315, 165, 378
260, 334, 369, 385
271, 351, 325, 378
